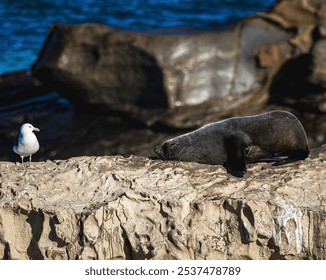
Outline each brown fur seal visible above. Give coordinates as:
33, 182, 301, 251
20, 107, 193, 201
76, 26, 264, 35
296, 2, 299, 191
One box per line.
154, 110, 309, 177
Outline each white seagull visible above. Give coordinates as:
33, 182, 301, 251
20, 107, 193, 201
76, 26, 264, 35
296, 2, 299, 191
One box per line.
13, 123, 40, 170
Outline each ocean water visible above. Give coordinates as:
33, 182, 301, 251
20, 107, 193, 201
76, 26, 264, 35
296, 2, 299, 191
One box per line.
0, 0, 276, 75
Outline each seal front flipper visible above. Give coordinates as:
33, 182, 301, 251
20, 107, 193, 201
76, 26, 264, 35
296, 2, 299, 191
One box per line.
224, 135, 247, 177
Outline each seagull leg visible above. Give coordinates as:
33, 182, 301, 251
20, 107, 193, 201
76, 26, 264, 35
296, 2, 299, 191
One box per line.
21, 156, 25, 171
29, 155, 32, 168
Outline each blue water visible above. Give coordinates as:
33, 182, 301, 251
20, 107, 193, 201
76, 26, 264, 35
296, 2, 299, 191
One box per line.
0, 0, 275, 75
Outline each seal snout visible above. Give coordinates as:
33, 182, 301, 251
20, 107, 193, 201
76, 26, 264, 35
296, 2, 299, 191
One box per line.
154, 143, 171, 160
154, 145, 164, 157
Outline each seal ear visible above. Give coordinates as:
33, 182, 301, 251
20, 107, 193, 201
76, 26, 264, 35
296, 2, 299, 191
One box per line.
224, 135, 247, 177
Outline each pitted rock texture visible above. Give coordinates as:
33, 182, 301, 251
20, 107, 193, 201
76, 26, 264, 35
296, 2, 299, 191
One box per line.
0, 145, 325, 260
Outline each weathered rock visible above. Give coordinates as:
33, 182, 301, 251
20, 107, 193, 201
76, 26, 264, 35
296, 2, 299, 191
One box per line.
0, 70, 49, 107
31, 0, 326, 128
308, 39, 326, 111
31, 18, 294, 128
0, 145, 325, 260
268, 0, 326, 27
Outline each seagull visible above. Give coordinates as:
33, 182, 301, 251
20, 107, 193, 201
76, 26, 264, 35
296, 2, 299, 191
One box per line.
13, 123, 40, 170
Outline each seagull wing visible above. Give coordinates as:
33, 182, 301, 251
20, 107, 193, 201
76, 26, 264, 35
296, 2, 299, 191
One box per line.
13, 133, 22, 151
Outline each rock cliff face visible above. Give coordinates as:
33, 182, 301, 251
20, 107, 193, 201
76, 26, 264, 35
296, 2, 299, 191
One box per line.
0, 145, 325, 260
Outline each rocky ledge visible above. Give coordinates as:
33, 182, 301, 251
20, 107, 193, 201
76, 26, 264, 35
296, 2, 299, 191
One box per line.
0, 145, 325, 260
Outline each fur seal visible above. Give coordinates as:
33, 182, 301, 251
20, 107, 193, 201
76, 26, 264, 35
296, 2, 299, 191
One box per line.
154, 110, 309, 177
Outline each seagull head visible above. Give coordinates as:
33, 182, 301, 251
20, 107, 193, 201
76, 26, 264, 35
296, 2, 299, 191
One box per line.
20, 123, 40, 134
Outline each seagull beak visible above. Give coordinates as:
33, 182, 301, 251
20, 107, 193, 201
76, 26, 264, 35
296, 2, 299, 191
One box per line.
33, 127, 40, 132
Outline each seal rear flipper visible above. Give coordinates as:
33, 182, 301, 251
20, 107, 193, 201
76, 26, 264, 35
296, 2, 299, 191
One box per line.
272, 149, 310, 166
272, 157, 300, 166
246, 156, 284, 164
272, 156, 304, 166
224, 135, 247, 177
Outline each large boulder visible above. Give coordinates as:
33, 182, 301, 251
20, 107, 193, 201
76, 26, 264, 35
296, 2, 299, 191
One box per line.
0, 145, 325, 260
31, 18, 293, 128
265, 0, 326, 113
30, 0, 326, 128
